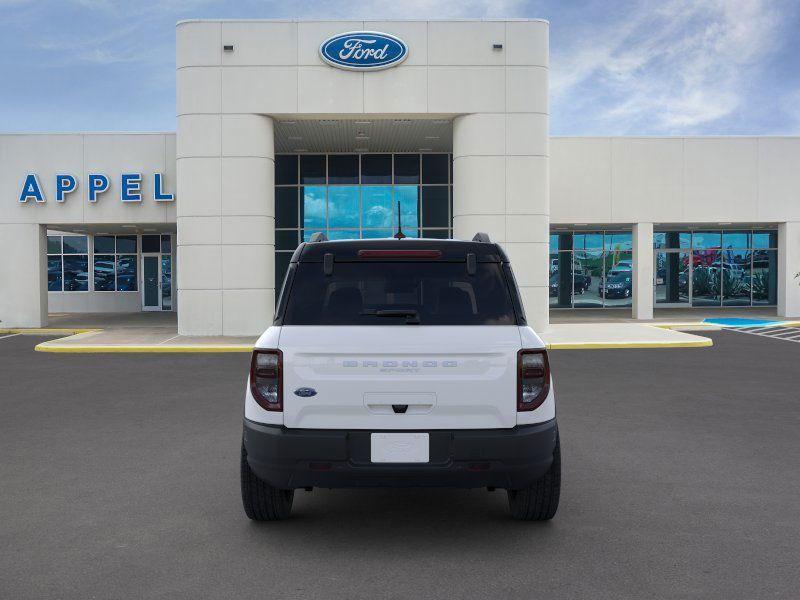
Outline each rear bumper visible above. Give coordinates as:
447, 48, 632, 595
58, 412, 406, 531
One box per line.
243, 419, 558, 490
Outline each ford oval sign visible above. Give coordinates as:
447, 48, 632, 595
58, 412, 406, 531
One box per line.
294, 387, 317, 398
319, 31, 408, 71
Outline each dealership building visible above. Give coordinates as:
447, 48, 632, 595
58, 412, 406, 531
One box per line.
1, 19, 799, 335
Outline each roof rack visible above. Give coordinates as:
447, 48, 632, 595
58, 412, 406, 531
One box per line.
308, 232, 328, 243
472, 232, 491, 243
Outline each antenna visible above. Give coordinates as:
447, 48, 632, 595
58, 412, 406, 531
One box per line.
393, 201, 406, 239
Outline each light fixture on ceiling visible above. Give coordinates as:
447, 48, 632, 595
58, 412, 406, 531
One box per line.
393, 119, 412, 124
425, 136, 440, 140
354, 147, 368, 153
355, 133, 370, 140
573, 223, 587, 226
355, 120, 372, 125
280, 120, 297, 125
121, 225, 137, 229
293, 148, 308, 152
432, 119, 451, 125
718, 222, 732, 225
320, 119, 338, 125
419, 147, 433, 152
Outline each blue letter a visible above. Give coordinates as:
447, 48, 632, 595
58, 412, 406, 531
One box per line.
19, 174, 45, 203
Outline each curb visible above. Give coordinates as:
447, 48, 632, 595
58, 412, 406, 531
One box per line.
0, 328, 100, 335
547, 338, 713, 350
34, 343, 253, 353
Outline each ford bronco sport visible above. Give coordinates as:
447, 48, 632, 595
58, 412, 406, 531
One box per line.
241, 234, 560, 521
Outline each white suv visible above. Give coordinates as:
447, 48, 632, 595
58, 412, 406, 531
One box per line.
241, 234, 560, 521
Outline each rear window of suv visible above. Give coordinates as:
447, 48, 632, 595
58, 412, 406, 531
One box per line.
280, 261, 519, 325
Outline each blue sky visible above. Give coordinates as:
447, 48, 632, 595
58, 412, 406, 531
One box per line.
1, 0, 798, 134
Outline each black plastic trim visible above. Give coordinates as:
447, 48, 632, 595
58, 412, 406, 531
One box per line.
243, 419, 558, 490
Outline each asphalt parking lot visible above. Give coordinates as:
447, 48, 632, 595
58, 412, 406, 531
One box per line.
2, 331, 799, 599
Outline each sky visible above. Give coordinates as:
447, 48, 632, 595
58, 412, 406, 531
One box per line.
0, 0, 798, 135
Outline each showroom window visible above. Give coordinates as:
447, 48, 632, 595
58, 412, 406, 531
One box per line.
93, 235, 139, 292
549, 231, 633, 309
47, 235, 89, 292
654, 229, 777, 307
274, 153, 454, 288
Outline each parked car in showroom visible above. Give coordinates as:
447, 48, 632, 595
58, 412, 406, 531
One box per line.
599, 272, 632, 299
241, 233, 560, 522
549, 267, 591, 296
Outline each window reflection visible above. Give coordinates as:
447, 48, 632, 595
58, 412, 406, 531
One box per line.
752, 249, 777, 305
655, 251, 690, 305
603, 250, 633, 307
573, 251, 602, 307
302, 186, 326, 231
691, 250, 722, 306
654, 229, 777, 307
275, 153, 453, 289
362, 186, 393, 228
327, 186, 359, 228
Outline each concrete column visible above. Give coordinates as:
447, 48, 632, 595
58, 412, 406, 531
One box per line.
0, 224, 47, 327
452, 113, 549, 332
778, 221, 800, 318
632, 222, 654, 320
177, 114, 275, 336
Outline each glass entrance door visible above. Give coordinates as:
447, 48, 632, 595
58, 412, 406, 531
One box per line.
142, 255, 161, 311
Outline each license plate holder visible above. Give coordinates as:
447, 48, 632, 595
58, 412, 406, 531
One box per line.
370, 433, 429, 463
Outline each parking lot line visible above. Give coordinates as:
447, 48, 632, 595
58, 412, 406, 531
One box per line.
0, 333, 21, 341
725, 326, 800, 343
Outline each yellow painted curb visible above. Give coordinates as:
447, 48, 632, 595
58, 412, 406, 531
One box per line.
652, 323, 721, 331
547, 339, 713, 350
35, 343, 253, 353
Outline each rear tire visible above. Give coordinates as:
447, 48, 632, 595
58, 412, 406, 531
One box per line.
507, 434, 561, 521
240, 442, 294, 521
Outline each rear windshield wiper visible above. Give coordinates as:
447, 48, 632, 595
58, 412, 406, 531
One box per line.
360, 309, 420, 324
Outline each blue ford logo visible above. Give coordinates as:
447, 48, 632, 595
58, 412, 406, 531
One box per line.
294, 387, 317, 397
319, 31, 408, 71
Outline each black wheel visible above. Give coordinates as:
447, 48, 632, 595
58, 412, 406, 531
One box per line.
507, 434, 561, 521
240, 442, 294, 521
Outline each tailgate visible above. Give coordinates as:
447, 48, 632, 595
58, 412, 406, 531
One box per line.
279, 325, 521, 430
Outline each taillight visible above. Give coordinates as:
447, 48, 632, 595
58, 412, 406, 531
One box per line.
250, 349, 282, 411
517, 349, 550, 411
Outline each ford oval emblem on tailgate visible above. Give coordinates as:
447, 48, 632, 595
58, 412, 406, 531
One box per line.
294, 387, 317, 397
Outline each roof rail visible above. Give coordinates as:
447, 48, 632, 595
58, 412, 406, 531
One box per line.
308, 232, 328, 243
472, 232, 491, 243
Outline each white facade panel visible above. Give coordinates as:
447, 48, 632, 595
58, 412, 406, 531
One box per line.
221, 21, 298, 66
427, 67, 506, 114
610, 138, 684, 223
177, 114, 222, 158
757, 138, 800, 222
427, 21, 506, 66
221, 66, 298, 114
176, 67, 222, 115
363, 66, 428, 114
176, 21, 221, 68
297, 67, 364, 113
550, 137, 613, 224
505, 20, 549, 66
683, 137, 758, 223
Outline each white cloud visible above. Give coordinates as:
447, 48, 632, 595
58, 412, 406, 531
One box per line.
551, 0, 791, 133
